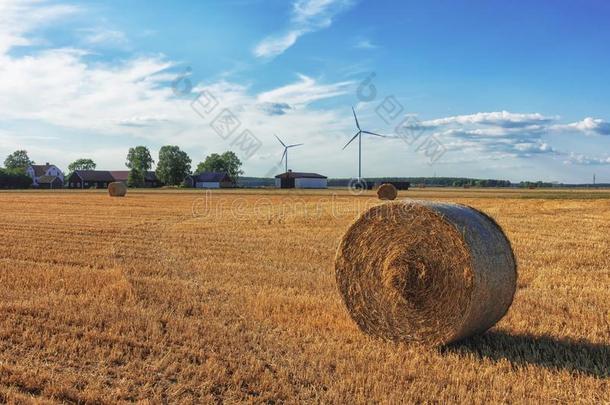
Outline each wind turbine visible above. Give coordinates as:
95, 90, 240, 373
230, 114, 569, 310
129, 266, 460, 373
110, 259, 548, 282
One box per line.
343, 106, 387, 180
275, 135, 304, 173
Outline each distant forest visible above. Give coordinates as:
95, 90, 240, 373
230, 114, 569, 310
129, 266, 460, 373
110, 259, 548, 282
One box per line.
238, 177, 607, 188
328, 177, 513, 188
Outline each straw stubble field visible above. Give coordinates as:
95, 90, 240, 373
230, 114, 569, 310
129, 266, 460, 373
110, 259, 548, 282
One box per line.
0, 189, 608, 403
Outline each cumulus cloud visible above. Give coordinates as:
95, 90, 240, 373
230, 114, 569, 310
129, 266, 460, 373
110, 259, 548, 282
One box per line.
0, 48, 177, 133
0, 47, 351, 141
425, 111, 556, 128
554, 117, 610, 136
401, 111, 562, 159
253, 0, 354, 58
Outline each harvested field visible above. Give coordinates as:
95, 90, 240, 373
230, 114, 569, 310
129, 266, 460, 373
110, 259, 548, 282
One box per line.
0, 189, 608, 403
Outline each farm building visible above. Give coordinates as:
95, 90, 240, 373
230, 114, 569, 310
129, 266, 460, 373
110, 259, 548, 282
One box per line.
109, 171, 163, 188
67, 170, 115, 189
275, 171, 328, 189
185, 172, 235, 189
26, 163, 64, 188
37, 176, 64, 189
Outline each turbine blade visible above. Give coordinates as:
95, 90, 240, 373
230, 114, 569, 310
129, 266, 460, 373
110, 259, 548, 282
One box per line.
352, 106, 361, 130
362, 130, 386, 137
274, 134, 286, 147
343, 131, 360, 150
287, 143, 304, 148
280, 148, 287, 163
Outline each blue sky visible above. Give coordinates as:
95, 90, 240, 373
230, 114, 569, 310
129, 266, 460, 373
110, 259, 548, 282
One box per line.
1, 0, 609, 183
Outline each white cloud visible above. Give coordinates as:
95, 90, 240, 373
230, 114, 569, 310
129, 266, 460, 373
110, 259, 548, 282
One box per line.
401, 111, 561, 159
0, 0, 80, 53
253, 31, 302, 59
257, 74, 352, 106
0, 2, 355, 174
425, 111, 556, 128
513, 141, 555, 154
554, 117, 610, 136
81, 27, 129, 48
253, 0, 354, 58
564, 153, 610, 166
0, 48, 177, 133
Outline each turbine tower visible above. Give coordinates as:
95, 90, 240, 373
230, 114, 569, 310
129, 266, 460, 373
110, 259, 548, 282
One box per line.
275, 135, 303, 173
343, 106, 387, 180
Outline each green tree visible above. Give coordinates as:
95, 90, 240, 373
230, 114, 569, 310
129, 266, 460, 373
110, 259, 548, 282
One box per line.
156, 145, 191, 186
68, 158, 96, 173
195, 151, 243, 181
128, 167, 145, 188
4, 150, 33, 172
126, 146, 154, 172
126, 146, 154, 188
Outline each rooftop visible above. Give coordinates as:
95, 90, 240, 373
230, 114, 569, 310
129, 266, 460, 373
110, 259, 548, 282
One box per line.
275, 171, 327, 179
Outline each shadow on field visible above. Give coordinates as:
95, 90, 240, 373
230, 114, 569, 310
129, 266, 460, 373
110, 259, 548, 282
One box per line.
443, 331, 610, 378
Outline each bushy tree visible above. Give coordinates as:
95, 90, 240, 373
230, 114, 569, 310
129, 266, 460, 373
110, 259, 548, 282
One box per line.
126, 146, 154, 172
156, 145, 191, 186
4, 150, 33, 172
126, 146, 154, 188
0, 168, 33, 189
127, 167, 145, 188
68, 158, 96, 173
196, 151, 243, 181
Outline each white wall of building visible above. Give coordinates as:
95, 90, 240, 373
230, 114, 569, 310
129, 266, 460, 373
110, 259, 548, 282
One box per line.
295, 178, 327, 189
25, 167, 36, 183
46, 166, 64, 181
26, 165, 64, 186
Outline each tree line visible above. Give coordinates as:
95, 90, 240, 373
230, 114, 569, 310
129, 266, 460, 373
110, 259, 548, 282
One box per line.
327, 177, 513, 188
1, 147, 244, 188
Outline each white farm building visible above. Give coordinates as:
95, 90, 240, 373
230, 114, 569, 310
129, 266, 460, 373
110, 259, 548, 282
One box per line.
275, 171, 328, 189
26, 163, 64, 188
185, 172, 235, 189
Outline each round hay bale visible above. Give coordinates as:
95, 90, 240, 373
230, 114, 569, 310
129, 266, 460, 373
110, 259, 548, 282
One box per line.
377, 183, 398, 200
108, 182, 127, 197
335, 200, 517, 346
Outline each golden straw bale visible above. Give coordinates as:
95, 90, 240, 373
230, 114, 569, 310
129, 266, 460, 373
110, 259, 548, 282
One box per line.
335, 200, 517, 346
377, 183, 398, 200
108, 182, 127, 197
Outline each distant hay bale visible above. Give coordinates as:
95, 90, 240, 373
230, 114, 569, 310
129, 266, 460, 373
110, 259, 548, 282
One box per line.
377, 183, 398, 200
108, 182, 127, 197
335, 200, 517, 346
